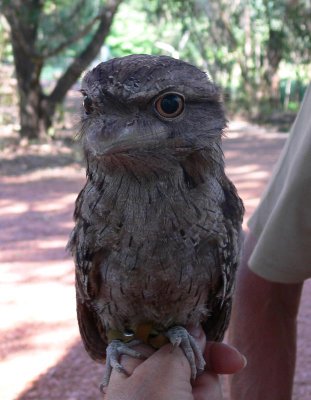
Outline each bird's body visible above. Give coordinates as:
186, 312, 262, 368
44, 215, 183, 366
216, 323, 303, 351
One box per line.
69, 54, 244, 384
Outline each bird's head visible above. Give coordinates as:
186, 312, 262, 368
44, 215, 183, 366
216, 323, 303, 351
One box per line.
79, 54, 226, 178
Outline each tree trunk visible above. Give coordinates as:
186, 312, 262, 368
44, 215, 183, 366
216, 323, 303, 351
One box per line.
11, 40, 45, 139
2, 0, 123, 139
19, 86, 43, 139
3, 0, 44, 139
261, 28, 284, 108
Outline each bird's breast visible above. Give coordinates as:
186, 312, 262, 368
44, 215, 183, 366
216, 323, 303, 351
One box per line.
87, 181, 223, 332
77, 172, 227, 333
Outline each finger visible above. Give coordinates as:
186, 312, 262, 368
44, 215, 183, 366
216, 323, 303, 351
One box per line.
133, 344, 193, 394
106, 343, 155, 390
118, 344, 155, 375
135, 343, 190, 375
192, 371, 223, 400
204, 342, 247, 374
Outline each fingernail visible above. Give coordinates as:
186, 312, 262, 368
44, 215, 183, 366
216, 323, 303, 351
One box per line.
241, 354, 247, 368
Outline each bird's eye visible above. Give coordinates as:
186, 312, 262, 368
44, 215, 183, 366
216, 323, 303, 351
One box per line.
83, 95, 93, 114
154, 93, 184, 119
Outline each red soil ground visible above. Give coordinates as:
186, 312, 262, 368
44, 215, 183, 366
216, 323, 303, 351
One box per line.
0, 119, 310, 399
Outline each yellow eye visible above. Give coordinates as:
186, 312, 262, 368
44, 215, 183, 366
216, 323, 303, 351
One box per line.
154, 93, 185, 118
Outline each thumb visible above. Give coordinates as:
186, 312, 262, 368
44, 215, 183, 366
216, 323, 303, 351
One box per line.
204, 342, 247, 374
188, 325, 246, 374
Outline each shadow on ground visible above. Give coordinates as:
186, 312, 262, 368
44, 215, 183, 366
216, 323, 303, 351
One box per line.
17, 341, 104, 400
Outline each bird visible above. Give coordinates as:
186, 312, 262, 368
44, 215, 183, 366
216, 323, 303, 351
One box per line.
68, 54, 244, 390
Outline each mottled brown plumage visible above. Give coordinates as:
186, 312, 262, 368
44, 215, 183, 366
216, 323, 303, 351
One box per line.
68, 54, 244, 386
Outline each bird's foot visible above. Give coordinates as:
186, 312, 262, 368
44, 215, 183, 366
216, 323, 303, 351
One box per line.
100, 339, 145, 392
165, 326, 206, 380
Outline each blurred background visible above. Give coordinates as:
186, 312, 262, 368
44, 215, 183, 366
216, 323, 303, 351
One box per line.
0, 1, 310, 399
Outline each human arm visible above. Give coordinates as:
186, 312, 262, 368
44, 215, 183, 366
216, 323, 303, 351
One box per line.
104, 326, 246, 400
229, 231, 303, 400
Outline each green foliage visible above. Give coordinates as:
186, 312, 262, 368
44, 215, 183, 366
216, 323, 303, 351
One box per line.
37, 0, 99, 53
106, 2, 160, 57
105, 0, 194, 59
38, 1, 104, 82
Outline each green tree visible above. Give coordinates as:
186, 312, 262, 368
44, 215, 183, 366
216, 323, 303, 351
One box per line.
0, 0, 122, 139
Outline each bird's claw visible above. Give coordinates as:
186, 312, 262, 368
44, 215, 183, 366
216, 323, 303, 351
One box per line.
100, 339, 145, 391
165, 326, 205, 380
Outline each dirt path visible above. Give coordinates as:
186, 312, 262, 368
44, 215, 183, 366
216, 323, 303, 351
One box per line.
0, 120, 310, 399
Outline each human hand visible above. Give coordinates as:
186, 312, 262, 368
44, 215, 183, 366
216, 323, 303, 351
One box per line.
103, 326, 246, 400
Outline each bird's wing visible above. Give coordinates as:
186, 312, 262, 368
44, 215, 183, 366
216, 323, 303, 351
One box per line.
76, 271, 107, 361
202, 296, 233, 342
202, 177, 244, 341
68, 184, 108, 361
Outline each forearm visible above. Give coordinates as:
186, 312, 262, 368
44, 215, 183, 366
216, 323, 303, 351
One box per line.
229, 232, 303, 400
